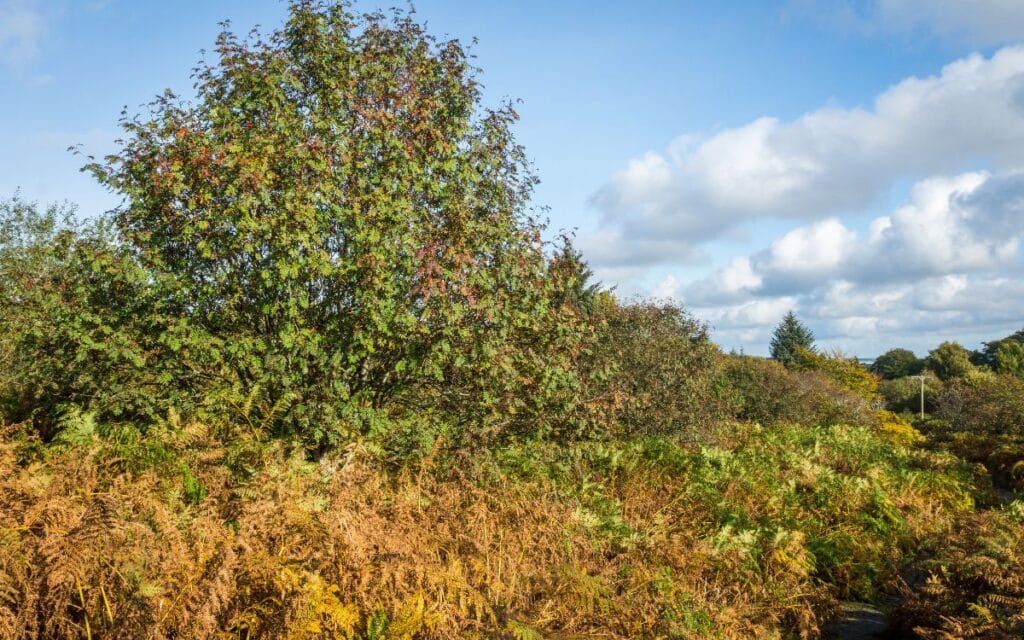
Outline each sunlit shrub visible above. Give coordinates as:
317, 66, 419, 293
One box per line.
721, 355, 875, 429
583, 299, 728, 440
935, 373, 1024, 437
2, 412, 980, 639
876, 410, 925, 448
792, 347, 880, 401
894, 509, 1024, 639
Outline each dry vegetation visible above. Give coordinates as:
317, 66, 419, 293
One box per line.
2, 2, 1024, 638
894, 508, 1024, 638
0, 401, 988, 639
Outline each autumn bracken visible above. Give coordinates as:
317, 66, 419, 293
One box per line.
1, 2, 1023, 639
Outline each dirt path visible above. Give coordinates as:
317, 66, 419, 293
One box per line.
821, 602, 901, 640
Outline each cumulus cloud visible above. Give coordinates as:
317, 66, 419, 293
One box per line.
853, 173, 1023, 281
687, 171, 1024, 299
756, 218, 858, 288
679, 171, 1024, 354
589, 46, 1024, 267
699, 296, 800, 331
701, 271, 1024, 356
815, 274, 1024, 344
0, 0, 45, 64
679, 256, 762, 306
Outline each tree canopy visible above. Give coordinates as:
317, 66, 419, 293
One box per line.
995, 340, 1024, 379
976, 328, 1024, 370
5, 1, 592, 447
927, 341, 977, 382
869, 348, 923, 379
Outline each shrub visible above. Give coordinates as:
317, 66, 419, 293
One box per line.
721, 355, 875, 429
875, 410, 925, 448
791, 347, 880, 401
0, 198, 214, 435
583, 299, 726, 440
894, 510, 1024, 639
995, 340, 1024, 379
0, 415, 977, 639
879, 373, 941, 416
974, 328, 1024, 369
934, 373, 1024, 437
0, 196, 80, 424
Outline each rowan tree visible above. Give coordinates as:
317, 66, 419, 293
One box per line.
77, 1, 587, 446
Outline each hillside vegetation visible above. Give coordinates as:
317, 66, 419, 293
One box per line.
1, 2, 1022, 638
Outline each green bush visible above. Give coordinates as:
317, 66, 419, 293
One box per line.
721, 355, 875, 429
927, 341, 977, 382
6, 3, 595, 449
791, 347, 880, 401
995, 340, 1024, 379
583, 300, 726, 440
879, 374, 941, 415
973, 328, 1024, 369
0, 198, 211, 434
935, 373, 1024, 437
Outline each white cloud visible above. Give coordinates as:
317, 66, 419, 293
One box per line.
589, 46, 1024, 267
691, 170, 1024, 294
914, 274, 970, 310
0, 0, 45, 64
650, 274, 681, 300
760, 218, 856, 277
815, 280, 912, 320
853, 172, 1021, 281
700, 272, 1024, 356
817, 274, 1024, 342
682, 256, 762, 306
679, 171, 1024, 355
700, 296, 800, 331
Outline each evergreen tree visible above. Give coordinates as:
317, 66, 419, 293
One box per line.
770, 311, 815, 368
548, 236, 602, 317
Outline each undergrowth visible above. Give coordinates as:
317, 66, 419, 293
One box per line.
0, 415, 979, 639
0, 2, 1021, 637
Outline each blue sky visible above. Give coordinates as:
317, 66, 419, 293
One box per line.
3, 1, 1024, 356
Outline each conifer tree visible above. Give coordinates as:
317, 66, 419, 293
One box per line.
770, 311, 815, 368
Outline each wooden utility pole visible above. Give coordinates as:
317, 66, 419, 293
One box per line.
910, 375, 930, 419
